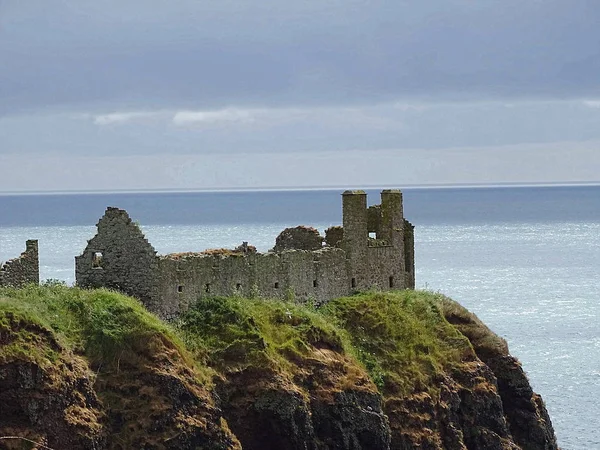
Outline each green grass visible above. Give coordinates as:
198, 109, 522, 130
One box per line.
176, 290, 474, 396
176, 295, 351, 375
0, 283, 186, 367
1, 285, 476, 396
321, 290, 474, 395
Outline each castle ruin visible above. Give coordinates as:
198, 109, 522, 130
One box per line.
76, 190, 415, 319
0, 240, 40, 288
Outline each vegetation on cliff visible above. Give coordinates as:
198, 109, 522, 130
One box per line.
0, 282, 182, 367
177, 291, 473, 395
0, 284, 557, 450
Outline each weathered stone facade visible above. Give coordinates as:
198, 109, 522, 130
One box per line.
0, 240, 40, 288
76, 190, 415, 319
75, 207, 160, 309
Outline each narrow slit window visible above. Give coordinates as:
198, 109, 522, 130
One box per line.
205, 283, 211, 293
389, 276, 394, 288
92, 252, 103, 269
405, 252, 412, 272
274, 282, 279, 289
351, 278, 356, 288
313, 280, 318, 288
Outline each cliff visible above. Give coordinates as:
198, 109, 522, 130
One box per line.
0, 285, 557, 450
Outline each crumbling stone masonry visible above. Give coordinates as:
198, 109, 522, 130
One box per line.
76, 190, 415, 319
0, 240, 40, 288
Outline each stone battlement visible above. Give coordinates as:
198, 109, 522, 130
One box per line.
75, 190, 415, 319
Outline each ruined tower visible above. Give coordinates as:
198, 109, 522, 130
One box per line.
341, 189, 413, 292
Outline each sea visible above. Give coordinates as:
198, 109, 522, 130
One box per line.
1, 185, 598, 450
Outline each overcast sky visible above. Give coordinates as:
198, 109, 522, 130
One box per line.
1, 0, 600, 192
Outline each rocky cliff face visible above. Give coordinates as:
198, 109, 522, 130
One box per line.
439, 299, 557, 450
0, 311, 239, 450
0, 286, 557, 450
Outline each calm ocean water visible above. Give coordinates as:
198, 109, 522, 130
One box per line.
1, 185, 599, 449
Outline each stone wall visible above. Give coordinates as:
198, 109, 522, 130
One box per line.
75, 207, 160, 309
156, 247, 350, 319
0, 240, 39, 287
76, 190, 416, 319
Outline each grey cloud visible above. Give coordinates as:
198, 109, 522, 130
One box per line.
3, 1, 600, 193
1, 1, 600, 116
2, 142, 600, 193
2, 100, 600, 158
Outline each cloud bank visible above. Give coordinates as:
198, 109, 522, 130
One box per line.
1, 1, 599, 191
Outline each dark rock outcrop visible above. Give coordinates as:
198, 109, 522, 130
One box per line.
0, 314, 106, 449
441, 299, 558, 450
0, 312, 240, 450
216, 350, 391, 450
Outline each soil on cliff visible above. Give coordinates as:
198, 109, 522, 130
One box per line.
0, 285, 557, 450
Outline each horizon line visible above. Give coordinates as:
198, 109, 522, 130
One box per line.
1, 181, 600, 196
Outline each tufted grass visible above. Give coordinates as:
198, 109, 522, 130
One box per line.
0, 282, 187, 368
1, 284, 476, 396
175, 295, 351, 376
177, 290, 474, 396
321, 290, 474, 395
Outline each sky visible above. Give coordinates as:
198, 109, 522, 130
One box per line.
1, 0, 600, 192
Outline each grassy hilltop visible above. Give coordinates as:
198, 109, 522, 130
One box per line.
0, 285, 556, 450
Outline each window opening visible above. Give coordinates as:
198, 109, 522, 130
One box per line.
274, 282, 279, 289
389, 276, 394, 288
351, 278, 356, 288
92, 252, 103, 269
177, 285, 184, 293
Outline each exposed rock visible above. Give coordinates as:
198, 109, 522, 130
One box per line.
0, 312, 240, 450
216, 351, 391, 450
0, 313, 106, 449
91, 335, 240, 450
440, 297, 558, 450
311, 389, 391, 450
